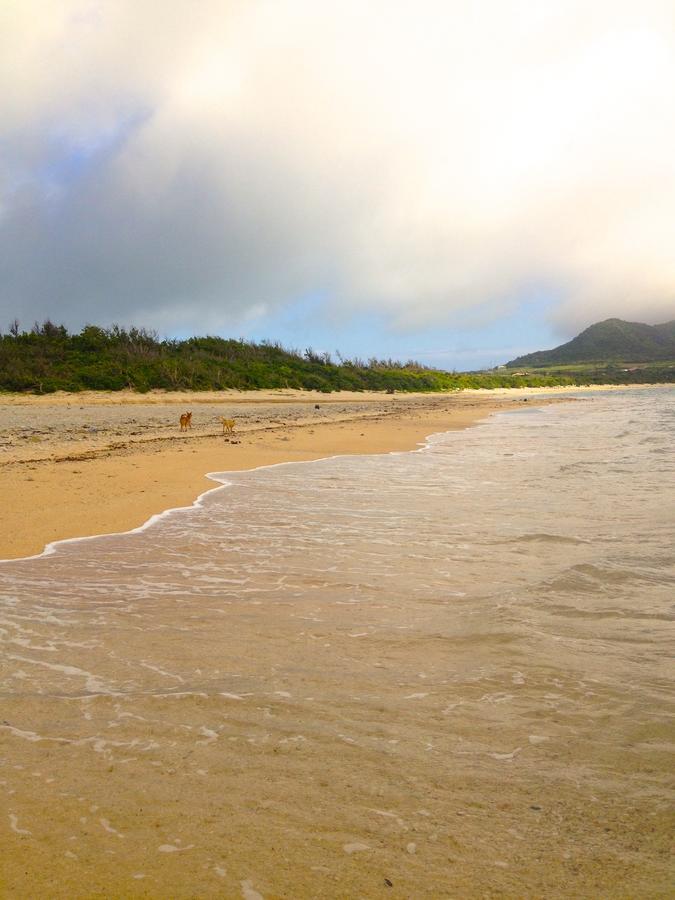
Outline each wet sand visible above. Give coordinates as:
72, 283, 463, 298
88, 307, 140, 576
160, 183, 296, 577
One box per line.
0, 387, 577, 560
1, 386, 672, 898
0, 387, 672, 899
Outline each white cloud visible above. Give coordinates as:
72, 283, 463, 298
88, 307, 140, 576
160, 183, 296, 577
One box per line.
1, 0, 674, 334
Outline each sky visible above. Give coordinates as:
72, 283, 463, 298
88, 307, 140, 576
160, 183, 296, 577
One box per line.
1, 0, 674, 370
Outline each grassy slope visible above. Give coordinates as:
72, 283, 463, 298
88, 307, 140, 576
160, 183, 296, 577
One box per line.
1, 323, 571, 394
503, 360, 675, 384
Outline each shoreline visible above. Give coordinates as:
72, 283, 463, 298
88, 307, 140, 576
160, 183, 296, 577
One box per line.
1, 387, 670, 898
4, 404, 509, 565
0, 384, 649, 561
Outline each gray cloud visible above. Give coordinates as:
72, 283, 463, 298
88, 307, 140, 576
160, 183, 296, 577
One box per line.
1, 0, 674, 336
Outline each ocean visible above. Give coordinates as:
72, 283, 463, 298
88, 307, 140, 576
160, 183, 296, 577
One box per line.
1, 388, 673, 898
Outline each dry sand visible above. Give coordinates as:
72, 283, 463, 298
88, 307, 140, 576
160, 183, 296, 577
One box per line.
0, 387, 584, 560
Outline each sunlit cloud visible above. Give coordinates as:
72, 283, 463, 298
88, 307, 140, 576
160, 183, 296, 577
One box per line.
1, 0, 674, 337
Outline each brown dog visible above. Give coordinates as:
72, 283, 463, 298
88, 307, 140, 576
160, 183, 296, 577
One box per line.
179, 411, 192, 431
219, 417, 235, 435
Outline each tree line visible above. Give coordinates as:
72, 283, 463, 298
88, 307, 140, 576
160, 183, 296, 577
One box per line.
1, 319, 573, 393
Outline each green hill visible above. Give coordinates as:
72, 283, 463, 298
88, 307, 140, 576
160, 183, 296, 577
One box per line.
507, 318, 675, 367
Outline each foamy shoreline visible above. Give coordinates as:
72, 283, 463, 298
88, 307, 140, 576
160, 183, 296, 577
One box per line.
0, 384, 650, 560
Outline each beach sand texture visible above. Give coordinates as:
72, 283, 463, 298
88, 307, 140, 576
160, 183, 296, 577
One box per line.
1, 387, 672, 898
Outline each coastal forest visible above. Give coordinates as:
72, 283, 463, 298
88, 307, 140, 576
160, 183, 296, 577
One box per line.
1, 320, 569, 393
1, 319, 672, 394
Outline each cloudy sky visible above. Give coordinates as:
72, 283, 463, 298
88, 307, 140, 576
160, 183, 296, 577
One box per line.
1, 1, 674, 368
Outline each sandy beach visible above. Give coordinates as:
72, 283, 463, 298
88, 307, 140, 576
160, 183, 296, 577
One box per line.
0, 386, 590, 561
1, 386, 672, 898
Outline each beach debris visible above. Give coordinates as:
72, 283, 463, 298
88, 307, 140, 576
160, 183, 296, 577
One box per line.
367, 808, 407, 828
384, 878, 393, 887
100, 818, 125, 839
9, 814, 31, 835
240, 879, 264, 900
489, 747, 522, 760
196, 726, 218, 745
314, 404, 320, 409
343, 842, 370, 854
406, 842, 417, 854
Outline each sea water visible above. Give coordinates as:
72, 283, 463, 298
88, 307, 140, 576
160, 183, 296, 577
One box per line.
1, 388, 673, 898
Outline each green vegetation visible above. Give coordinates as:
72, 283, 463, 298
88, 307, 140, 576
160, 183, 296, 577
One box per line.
1, 320, 572, 394
499, 360, 674, 384
4, 318, 671, 395
507, 317, 675, 368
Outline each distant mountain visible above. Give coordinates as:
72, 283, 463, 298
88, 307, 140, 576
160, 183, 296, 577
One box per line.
506, 318, 675, 367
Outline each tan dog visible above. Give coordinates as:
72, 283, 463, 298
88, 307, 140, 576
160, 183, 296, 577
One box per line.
179, 411, 192, 431
219, 417, 235, 435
